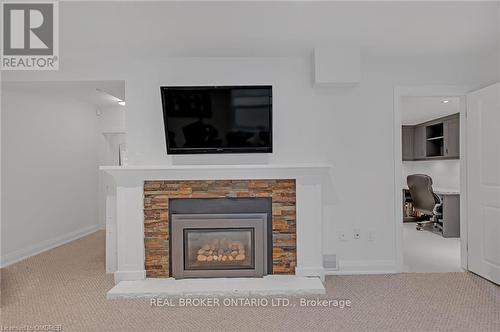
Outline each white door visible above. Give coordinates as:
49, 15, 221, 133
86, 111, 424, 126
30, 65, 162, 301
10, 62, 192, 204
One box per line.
466, 83, 500, 285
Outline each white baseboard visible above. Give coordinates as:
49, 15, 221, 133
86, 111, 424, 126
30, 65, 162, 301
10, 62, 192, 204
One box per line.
325, 260, 398, 275
0, 224, 100, 268
114, 270, 146, 284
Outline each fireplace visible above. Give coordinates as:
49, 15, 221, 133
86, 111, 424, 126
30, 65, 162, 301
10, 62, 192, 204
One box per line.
143, 180, 297, 278
171, 213, 267, 278
100, 166, 331, 285
168, 197, 273, 279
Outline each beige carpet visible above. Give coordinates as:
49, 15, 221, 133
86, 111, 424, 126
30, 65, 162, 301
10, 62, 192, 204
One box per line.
1, 231, 499, 332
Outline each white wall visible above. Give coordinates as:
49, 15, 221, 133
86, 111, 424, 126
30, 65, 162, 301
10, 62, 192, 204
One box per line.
402, 160, 460, 191
3, 49, 499, 271
1, 88, 101, 266
121, 54, 495, 269
498, 1, 500, 80
98, 106, 126, 135
0, 70, 3, 263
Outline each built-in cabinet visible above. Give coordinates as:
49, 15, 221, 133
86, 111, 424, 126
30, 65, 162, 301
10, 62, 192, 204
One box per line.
402, 126, 414, 160
402, 113, 459, 161
412, 125, 426, 159
443, 117, 459, 158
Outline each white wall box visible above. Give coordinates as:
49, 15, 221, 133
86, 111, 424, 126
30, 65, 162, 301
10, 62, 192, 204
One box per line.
313, 47, 361, 87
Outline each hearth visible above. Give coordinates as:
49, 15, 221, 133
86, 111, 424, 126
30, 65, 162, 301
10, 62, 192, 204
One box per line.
171, 213, 267, 278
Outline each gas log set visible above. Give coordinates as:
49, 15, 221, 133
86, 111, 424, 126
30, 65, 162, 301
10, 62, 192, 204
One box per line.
195, 238, 248, 263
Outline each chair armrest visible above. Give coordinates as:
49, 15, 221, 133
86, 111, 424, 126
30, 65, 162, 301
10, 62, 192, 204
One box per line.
432, 192, 443, 215
433, 202, 443, 216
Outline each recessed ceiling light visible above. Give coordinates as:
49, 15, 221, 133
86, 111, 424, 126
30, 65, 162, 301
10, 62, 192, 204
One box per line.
118, 101, 126, 106
442, 100, 449, 104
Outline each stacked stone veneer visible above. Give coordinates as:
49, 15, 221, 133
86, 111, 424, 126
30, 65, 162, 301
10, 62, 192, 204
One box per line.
143, 179, 296, 278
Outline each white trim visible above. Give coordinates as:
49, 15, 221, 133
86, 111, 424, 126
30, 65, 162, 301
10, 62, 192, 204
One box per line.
393, 89, 404, 272
393, 85, 471, 273
0, 224, 100, 268
114, 270, 146, 284
325, 260, 398, 275
458, 96, 468, 270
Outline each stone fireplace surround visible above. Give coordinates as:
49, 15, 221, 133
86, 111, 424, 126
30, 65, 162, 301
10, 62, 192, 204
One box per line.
144, 180, 296, 278
101, 164, 330, 286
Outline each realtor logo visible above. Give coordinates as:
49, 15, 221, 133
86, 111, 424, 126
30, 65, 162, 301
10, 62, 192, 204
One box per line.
1, 1, 59, 70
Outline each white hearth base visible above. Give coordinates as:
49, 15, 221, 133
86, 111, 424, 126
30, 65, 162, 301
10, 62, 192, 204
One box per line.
107, 275, 326, 299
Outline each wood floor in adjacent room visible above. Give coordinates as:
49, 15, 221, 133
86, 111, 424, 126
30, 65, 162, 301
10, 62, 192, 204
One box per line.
1, 231, 499, 332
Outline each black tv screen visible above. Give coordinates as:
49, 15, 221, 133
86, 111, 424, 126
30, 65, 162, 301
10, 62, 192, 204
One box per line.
161, 86, 272, 154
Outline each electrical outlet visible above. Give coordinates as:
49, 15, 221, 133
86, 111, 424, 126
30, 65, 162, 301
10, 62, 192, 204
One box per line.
368, 230, 376, 242
353, 228, 361, 239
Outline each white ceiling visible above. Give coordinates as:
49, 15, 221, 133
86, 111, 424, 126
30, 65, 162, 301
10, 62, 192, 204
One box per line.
58, 1, 500, 58
2, 81, 126, 109
401, 96, 460, 125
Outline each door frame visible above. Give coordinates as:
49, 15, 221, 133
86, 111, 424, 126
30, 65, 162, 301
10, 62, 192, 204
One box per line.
393, 85, 472, 272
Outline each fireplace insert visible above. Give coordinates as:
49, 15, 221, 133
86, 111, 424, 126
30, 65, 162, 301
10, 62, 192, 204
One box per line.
171, 213, 268, 278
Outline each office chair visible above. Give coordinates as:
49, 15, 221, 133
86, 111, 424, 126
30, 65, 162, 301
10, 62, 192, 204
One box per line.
406, 174, 443, 231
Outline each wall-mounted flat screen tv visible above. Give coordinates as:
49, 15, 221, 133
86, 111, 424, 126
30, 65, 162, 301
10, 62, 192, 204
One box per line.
161, 86, 272, 154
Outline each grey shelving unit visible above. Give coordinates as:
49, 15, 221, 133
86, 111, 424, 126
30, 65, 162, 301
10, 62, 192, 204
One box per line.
402, 113, 459, 161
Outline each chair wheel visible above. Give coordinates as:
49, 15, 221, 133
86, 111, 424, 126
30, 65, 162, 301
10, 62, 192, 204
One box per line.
416, 227, 422, 231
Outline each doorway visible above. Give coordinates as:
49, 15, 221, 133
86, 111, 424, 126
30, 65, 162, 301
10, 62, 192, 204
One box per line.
393, 86, 468, 273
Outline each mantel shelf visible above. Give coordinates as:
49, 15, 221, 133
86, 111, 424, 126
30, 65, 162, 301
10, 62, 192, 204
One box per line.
100, 164, 331, 171
100, 164, 332, 187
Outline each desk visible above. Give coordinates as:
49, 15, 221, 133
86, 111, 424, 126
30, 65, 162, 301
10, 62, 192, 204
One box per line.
402, 186, 460, 238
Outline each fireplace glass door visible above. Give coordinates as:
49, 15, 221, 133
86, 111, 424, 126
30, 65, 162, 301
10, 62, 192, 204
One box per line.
171, 213, 266, 278
184, 228, 254, 270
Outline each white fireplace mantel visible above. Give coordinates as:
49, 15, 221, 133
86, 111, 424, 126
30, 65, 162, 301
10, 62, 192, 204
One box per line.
101, 164, 332, 186
101, 164, 332, 284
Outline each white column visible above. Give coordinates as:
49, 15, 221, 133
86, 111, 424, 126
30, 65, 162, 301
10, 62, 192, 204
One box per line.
114, 185, 145, 283
105, 195, 117, 273
295, 180, 324, 280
